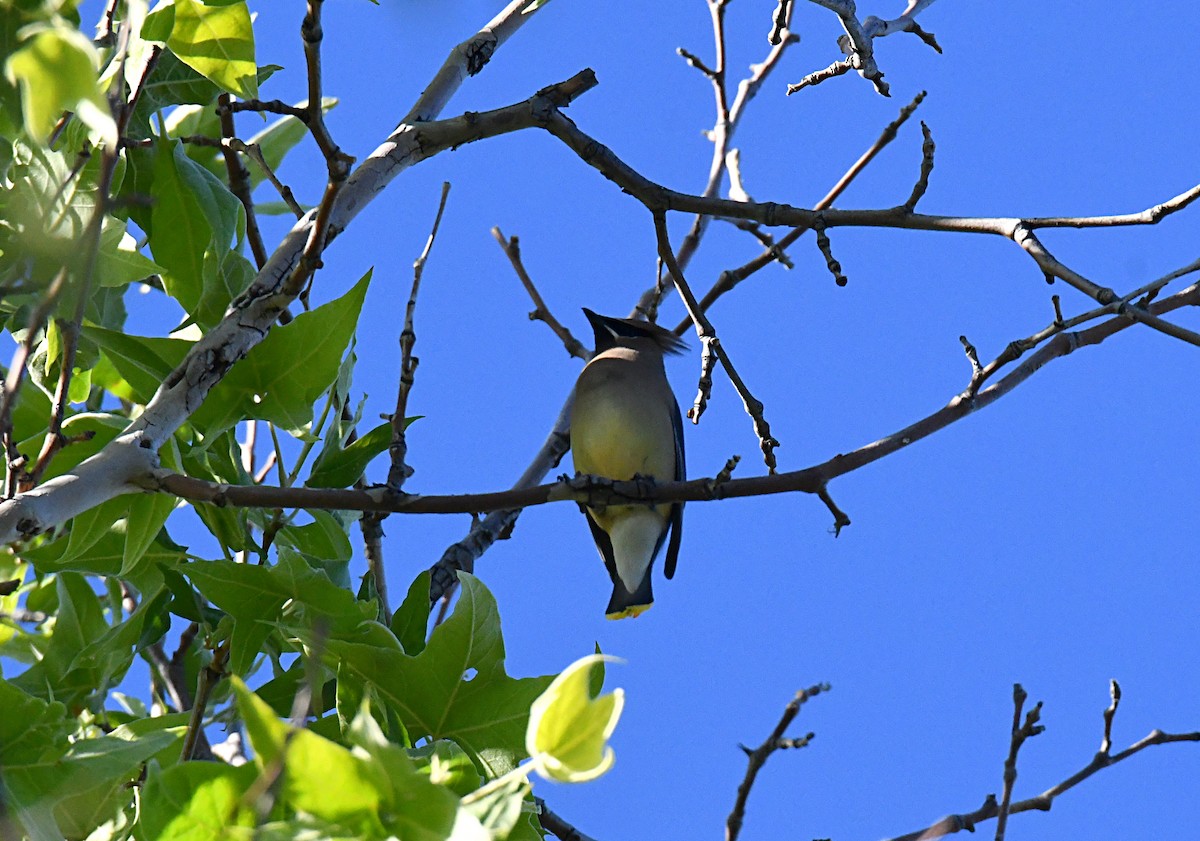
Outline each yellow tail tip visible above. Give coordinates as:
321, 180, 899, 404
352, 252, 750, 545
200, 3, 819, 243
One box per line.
605, 603, 652, 620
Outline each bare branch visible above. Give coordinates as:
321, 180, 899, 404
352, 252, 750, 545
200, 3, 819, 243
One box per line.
805, 0, 890, 96
792, 0, 942, 95
653, 212, 780, 471
886, 682, 1200, 841
902, 120, 936, 212
537, 798, 600, 841
641, 0, 798, 310
217, 92, 269, 269
812, 219, 847, 286
726, 683, 829, 841
768, 0, 794, 45
1101, 679, 1121, 756
148, 279, 1200, 519
0, 72, 599, 544
492, 228, 589, 360
995, 685, 1045, 841
388, 182, 451, 490
685, 89, 927, 328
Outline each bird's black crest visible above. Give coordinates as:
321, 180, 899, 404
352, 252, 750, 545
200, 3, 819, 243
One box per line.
582, 308, 688, 356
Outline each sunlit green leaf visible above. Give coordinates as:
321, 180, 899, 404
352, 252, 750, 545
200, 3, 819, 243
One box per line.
526, 654, 623, 783
169, 0, 258, 99
192, 270, 372, 437
96, 218, 163, 288
140, 760, 259, 841
323, 574, 556, 777
147, 136, 243, 322
4, 26, 116, 146
307, 421, 394, 488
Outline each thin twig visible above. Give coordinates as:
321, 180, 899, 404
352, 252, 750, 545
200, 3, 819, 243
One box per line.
768, 0, 794, 45
365, 183, 451, 617
995, 685, 1044, 841
682, 90, 927, 331
726, 683, 829, 841
812, 219, 847, 286
653, 212, 780, 471
181, 643, 227, 762
789, 0, 942, 95
388, 181, 451, 490
217, 93, 269, 269
902, 120, 936, 212
652, 0, 797, 299
492, 228, 588, 359
0, 266, 69, 495
537, 798, 600, 841
301, 0, 351, 174
225, 99, 308, 118
885, 682, 1199, 841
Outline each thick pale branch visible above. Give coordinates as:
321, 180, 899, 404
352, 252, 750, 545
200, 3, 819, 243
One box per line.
0, 68, 595, 544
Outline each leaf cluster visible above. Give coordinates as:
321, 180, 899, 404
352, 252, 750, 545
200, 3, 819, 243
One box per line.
0, 3, 620, 839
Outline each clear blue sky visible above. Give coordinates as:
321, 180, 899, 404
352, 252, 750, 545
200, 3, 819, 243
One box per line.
156, 2, 1200, 839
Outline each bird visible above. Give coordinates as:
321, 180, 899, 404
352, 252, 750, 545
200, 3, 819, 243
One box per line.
571, 307, 686, 619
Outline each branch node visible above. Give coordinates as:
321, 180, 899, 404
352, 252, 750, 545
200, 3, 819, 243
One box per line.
812, 218, 847, 287
817, 485, 850, 536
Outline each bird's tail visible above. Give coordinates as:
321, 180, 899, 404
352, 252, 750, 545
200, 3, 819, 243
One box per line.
605, 575, 653, 619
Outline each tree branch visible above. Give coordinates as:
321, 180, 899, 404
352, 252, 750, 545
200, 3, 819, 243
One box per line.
148, 278, 1200, 522
727, 683, 829, 841
493, 228, 589, 360
0, 71, 597, 544
885, 681, 1200, 841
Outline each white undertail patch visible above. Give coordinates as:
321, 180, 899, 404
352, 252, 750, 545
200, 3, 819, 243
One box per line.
608, 509, 664, 592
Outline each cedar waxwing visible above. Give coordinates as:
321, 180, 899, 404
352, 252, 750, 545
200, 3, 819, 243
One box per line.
571, 308, 686, 619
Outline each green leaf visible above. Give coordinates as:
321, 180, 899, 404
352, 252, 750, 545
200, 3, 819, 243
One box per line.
22, 523, 179, 598
127, 49, 221, 140
95, 217, 163, 287
4, 26, 116, 146
390, 571, 431, 656
344, 703, 469, 841
140, 760, 259, 841
11, 576, 172, 709
169, 0, 258, 99
83, 326, 190, 405
408, 740, 482, 798
276, 511, 353, 564
148, 136, 243, 323
142, 2, 177, 44
235, 678, 395, 838
192, 270, 372, 437
185, 552, 376, 677
323, 574, 556, 777
15, 411, 127, 481
3, 728, 178, 841
60, 495, 131, 567
307, 421, 393, 488
8, 572, 106, 702
123, 492, 177, 577
461, 774, 531, 841
0, 679, 72, 764
526, 654, 623, 783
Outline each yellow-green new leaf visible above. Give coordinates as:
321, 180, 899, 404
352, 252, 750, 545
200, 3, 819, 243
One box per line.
525, 654, 624, 783
168, 0, 258, 99
5, 26, 117, 146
